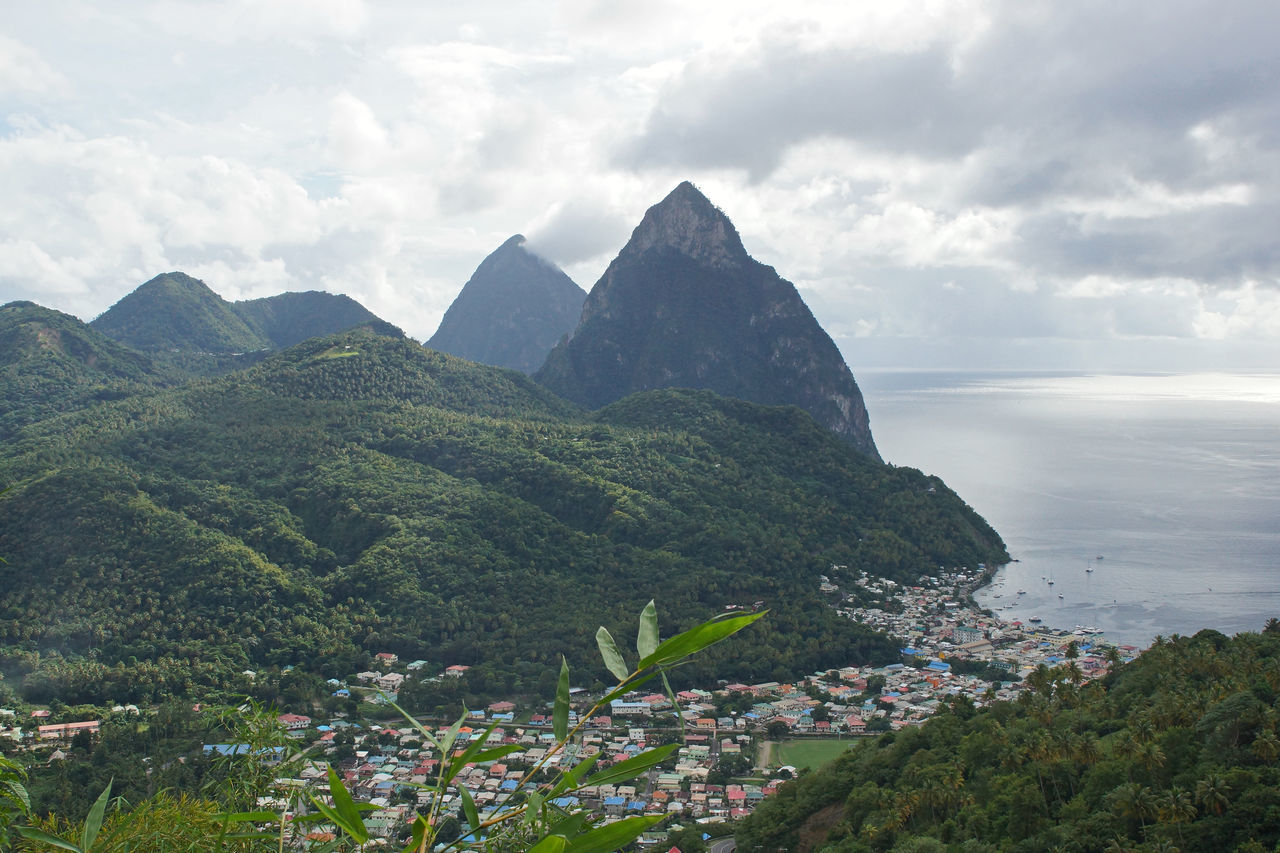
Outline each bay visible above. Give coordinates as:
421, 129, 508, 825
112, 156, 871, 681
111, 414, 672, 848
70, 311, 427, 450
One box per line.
857, 370, 1280, 648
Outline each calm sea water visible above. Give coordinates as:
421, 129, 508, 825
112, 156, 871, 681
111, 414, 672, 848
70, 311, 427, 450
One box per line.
857, 370, 1280, 648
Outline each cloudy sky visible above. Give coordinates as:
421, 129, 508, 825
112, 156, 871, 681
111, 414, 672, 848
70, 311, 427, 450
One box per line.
3, 0, 1278, 369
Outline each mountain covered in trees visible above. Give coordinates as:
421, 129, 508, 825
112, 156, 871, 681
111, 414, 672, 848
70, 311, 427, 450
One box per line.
428, 235, 587, 373
89, 272, 402, 373
536, 182, 879, 458
0, 301, 172, 440
738, 625, 1280, 853
0, 323, 1005, 707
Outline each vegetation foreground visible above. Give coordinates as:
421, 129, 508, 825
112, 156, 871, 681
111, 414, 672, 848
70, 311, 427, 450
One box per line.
737, 624, 1280, 853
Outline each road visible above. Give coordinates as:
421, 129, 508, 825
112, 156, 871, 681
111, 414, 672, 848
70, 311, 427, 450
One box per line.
708, 837, 736, 853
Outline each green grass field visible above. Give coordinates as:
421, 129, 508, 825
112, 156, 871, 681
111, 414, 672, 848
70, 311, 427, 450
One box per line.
771, 738, 856, 771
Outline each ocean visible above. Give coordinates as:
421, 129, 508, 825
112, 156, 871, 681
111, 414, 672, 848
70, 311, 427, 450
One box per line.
856, 370, 1280, 648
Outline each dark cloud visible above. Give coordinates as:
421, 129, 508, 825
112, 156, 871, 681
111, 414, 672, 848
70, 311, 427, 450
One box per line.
615, 45, 984, 180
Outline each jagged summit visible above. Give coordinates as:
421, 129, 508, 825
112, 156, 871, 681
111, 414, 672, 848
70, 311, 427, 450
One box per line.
536, 182, 880, 459
623, 181, 749, 269
428, 234, 587, 374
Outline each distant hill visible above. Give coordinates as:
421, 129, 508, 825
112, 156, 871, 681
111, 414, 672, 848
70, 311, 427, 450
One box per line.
0, 301, 167, 438
536, 182, 879, 458
91, 272, 266, 354
0, 330, 1006, 706
235, 290, 403, 349
428, 235, 586, 373
89, 272, 402, 375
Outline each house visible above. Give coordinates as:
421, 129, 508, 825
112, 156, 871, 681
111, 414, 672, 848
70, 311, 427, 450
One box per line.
38, 720, 100, 740
444, 665, 470, 677
278, 713, 312, 731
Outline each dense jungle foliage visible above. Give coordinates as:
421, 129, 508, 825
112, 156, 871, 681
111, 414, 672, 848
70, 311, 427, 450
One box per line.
0, 322, 1006, 707
737, 625, 1280, 853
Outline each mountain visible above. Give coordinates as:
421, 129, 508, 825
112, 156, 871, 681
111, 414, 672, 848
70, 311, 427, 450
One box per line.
91, 272, 265, 354
0, 300, 167, 438
428, 235, 587, 373
0, 330, 1006, 706
234, 290, 403, 349
536, 182, 879, 459
90, 273, 403, 376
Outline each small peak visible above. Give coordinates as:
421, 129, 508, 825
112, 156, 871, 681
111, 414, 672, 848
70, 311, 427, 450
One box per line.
625, 182, 747, 268
500, 234, 527, 250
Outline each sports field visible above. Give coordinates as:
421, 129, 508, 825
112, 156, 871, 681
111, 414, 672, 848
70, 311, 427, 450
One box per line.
771, 738, 855, 771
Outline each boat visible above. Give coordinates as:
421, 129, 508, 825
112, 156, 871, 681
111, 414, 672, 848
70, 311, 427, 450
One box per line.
1047, 580, 1054, 586
1058, 594, 1064, 599
1029, 617, 1043, 623
1017, 589, 1027, 595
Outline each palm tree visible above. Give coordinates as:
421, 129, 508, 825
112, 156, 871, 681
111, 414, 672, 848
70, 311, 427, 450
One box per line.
1195, 772, 1230, 816
1113, 782, 1158, 836
1251, 729, 1279, 764
1160, 786, 1195, 846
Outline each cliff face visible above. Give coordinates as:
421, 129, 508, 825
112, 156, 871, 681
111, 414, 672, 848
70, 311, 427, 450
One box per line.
428, 235, 587, 374
536, 182, 879, 459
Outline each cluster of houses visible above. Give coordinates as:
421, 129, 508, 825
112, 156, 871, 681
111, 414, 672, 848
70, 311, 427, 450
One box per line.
3, 568, 1146, 848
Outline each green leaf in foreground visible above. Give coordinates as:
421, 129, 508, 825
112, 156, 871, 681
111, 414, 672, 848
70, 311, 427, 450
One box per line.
595, 627, 629, 681
637, 609, 766, 670
637, 599, 659, 659
553, 655, 570, 741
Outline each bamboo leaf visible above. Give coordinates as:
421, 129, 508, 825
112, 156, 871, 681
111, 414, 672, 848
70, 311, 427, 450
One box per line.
548, 753, 599, 799
459, 784, 480, 834
598, 671, 659, 707
445, 719, 502, 785
528, 836, 569, 853
325, 766, 369, 844
522, 791, 544, 827
17, 827, 84, 852
439, 710, 468, 759
385, 698, 442, 751
470, 743, 525, 764
594, 627, 629, 682
553, 656, 570, 742
81, 780, 112, 852
637, 610, 765, 670
637, 600, 659, 660
661, 669, 684, 736
583, 743, 679, 788
402, 814, 431, 853
565, 815, 665, 853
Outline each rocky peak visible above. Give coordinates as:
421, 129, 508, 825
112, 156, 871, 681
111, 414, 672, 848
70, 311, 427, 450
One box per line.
427, 234, 586, 374
622, 181, 749, 269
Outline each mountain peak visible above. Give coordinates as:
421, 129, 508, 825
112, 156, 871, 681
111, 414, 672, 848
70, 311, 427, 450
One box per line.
428, 236, 586, 373
623, 181, 748, 268
536, 184, 880, 459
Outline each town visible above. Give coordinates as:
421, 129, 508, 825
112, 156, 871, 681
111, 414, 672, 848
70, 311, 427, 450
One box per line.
3, 569, 1137, 849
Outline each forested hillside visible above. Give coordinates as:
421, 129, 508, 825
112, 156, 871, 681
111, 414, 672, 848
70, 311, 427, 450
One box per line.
0, 330, 1006, 705
737, 626, 1280, 853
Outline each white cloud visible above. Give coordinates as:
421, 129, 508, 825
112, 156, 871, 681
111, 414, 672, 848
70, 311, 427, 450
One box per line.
0, 0, 1278, 370
0, 35, 69, 97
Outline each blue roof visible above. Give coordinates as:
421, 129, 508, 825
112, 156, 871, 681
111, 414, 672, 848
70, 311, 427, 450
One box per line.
500, 779, 519, 790
603, 797, 625, 806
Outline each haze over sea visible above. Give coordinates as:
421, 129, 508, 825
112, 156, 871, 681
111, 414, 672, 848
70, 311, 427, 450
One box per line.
858, 370, 1280, 649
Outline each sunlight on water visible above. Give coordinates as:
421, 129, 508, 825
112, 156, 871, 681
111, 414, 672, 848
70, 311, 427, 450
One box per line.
859, 370, 1280, 648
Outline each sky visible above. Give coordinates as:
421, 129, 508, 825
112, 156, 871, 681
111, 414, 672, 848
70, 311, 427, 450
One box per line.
3, 0, 1279, 370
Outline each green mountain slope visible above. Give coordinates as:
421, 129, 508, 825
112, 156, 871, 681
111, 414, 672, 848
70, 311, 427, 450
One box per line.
91, 272, 267, 353
737, 626, 1280, 853
0, 332, 1006, 704
0, 301, 168, 439
234, 290, 404, 349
